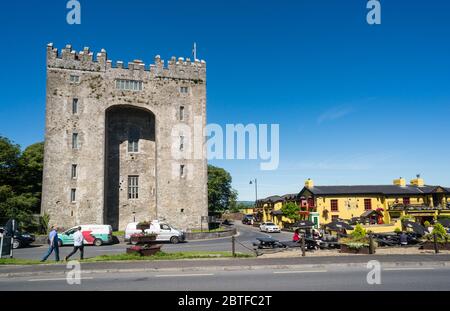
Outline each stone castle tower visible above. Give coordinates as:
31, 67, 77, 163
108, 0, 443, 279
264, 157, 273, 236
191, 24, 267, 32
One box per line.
41, 43, 208, 230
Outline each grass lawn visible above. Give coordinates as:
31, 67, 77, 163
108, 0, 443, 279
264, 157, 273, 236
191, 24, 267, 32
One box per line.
112, 231, 125, 237
0, 251, 253, 265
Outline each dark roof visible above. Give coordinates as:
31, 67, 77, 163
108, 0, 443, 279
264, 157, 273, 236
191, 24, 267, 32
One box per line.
281, 193, 297, 201
360, 210, 383, 218
259, 195, 283, 203
300, 185, 450, 196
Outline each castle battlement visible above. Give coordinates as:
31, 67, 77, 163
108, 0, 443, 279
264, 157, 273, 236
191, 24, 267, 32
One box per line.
47, 43, 206, 82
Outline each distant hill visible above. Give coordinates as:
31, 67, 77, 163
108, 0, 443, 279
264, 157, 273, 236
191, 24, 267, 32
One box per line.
237, 201, 255, 207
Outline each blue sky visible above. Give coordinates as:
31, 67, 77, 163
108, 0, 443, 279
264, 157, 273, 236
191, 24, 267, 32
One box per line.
1, 0, 450, 200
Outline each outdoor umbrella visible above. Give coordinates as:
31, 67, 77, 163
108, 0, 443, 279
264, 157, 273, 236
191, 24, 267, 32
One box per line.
438, 219, 450, 228
325, 221, 354, 231
293, 220, 315, 228
403, 221, 427, 236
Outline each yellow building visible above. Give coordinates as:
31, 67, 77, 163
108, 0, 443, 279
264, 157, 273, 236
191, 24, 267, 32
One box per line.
298, 177, 450, 232
258, 194, 299, 228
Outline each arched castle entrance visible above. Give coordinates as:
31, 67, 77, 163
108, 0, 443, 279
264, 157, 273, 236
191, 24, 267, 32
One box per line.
104, 105, 156, 230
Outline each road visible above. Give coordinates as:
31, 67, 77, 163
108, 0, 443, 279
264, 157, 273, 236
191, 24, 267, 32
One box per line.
1, 265, 450, 291
12, 223, 293, 260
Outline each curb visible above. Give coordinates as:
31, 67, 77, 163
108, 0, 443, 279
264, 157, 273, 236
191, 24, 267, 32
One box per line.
2, 260, 449, 279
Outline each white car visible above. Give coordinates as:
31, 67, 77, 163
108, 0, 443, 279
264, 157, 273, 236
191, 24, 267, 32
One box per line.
125, 221, 185, 244
260, 222, 281, 233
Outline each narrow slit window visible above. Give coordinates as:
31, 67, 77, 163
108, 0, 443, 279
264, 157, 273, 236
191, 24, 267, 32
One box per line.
180, 165, 185, 178
71, 164, 77, 179
70, 189, 76, 203
72, 133, 79, 149
72, 98, 78, 114
180, 106, 185, 121
180, 135, 184, 151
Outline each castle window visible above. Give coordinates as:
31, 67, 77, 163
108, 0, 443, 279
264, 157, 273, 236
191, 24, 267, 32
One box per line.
72, 98, 78, 114
180, 165, 185, 178
72, 133, 79, 149
70, 189, 76, 203
364, 199, 372, 210
128, 127, 139, 153
330, 199, 339, 212
69, 75, 80, 83
180, 106, 185, 121
116, 79, 143, 91
128, 176, 139, 199
71, 164, 77, 179
180, 86, 189, 94
180, 135, 184, 151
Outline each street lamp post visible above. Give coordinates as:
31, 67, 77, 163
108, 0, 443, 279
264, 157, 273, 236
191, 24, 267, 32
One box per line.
249, 178, 258, 221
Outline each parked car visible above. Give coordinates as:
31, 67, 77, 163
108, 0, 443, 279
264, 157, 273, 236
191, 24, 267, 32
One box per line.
58, 224, 113, 247
0, 227, 35, 249
125, 220, 185, 244
242, 215, 254, 225
259, 222, 281, 233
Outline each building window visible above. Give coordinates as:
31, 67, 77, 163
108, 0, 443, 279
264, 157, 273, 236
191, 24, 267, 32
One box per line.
364, 199, 372, 210
307, 198, 315, 208
128, 176, 139, 199
330, 199, 339, 212
180, 165, 185, 178
116, 79, 143, 91
128, 128, 139, 153
70, 189, 76, 203
72, 133, 78, 149
71, 164, 77, 179
69, 75, 80, 83
179, 135, 184, 151
180, 86, 189, 94
331, 215, 339, 222
72, 98, 78, 114
403, 197, 411, 206
179, 106, 185, 121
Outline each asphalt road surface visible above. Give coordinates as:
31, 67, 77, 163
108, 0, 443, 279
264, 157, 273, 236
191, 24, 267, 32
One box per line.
1, 265, 450, 291
12, 223, 293, 260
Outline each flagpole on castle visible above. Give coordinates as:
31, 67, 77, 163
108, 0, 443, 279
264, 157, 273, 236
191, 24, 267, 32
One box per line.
193, 42, 197, 60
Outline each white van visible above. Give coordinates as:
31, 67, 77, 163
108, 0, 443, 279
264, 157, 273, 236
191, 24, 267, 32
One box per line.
125, 221, 185, 244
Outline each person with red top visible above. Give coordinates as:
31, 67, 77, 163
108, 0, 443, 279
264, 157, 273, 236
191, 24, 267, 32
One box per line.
293, 229, 300, 242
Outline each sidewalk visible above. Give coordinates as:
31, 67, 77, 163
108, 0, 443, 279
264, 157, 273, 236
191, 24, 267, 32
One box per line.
1, 253, 450, 278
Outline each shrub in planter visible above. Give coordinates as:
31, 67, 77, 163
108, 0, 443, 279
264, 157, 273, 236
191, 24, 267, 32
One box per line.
136, 221, 151, 231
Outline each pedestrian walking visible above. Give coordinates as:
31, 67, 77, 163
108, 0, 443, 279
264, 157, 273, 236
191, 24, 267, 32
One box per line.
41, 225, 60, 262
65, 226, 84, 261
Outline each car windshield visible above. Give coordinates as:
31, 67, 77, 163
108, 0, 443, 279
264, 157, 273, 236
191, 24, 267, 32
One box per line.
266, 223, 276, 226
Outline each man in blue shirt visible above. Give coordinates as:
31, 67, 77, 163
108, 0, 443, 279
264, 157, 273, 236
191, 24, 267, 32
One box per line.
41, 225, 60, 262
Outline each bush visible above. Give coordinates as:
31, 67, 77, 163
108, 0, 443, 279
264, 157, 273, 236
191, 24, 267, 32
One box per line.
394, 228, 402, 234
424, 221, 431, 228
432, 223, 448, 239
351, 224, 367, 240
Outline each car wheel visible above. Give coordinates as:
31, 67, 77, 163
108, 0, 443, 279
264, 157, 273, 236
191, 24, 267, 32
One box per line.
57, 239, 63, 247
170, 236, 180, 244
13, 239, 21, 249
94, 239, 103, 247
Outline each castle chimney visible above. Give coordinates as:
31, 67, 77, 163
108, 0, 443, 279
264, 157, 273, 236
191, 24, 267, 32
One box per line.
393, 177, 406, 187
410, 175, 425, 187
305, 178, 314, 189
